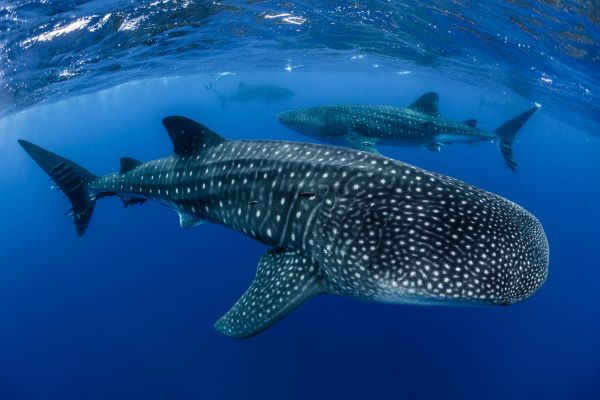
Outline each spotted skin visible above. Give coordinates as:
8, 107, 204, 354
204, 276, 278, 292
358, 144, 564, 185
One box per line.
20, 117, 549, 339
278, 104, 476, 145
214, 250, 325, 338
277, 92, 539, 171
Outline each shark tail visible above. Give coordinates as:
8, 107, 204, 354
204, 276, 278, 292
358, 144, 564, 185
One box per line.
18, 140, 98, 237
494, 105, 540, 171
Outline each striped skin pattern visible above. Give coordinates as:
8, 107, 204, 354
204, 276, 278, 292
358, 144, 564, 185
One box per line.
21, 116, 549, 339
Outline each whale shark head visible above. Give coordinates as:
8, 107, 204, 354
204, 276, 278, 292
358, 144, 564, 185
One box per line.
314, 175, 549, 307
277, 108, 340, 139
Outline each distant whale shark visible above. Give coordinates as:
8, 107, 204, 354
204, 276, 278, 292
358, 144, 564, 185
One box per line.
277, 92, 539, 171
215, 82, 294, 107
19, 116, 548, 339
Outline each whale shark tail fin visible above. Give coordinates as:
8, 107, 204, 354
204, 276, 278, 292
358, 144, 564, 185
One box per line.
18, 140, 98, 237
494, 105, 540, 171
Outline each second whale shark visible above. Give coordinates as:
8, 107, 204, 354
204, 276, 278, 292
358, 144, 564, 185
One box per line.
277, 92, 539, 171
19, 116, 548, 339
215, 82, 294, 108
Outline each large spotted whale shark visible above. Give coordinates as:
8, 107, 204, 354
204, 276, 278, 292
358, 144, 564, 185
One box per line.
19, 116, 549, 339
277, 92, 539, 171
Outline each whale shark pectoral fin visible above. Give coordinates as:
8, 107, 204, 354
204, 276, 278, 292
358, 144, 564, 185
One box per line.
426, 142, 442, 152
178, 211, 205, 228
215, 250, 325, 339
345, 130, 381, 155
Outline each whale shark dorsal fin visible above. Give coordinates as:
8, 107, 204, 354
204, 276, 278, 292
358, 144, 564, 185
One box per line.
408, 92, 440, 116
215, 250, 325, 339
162, 116, 226, 156
119, 157, 142, 174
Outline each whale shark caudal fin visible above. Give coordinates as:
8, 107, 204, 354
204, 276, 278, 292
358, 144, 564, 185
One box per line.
494, 105, 540, 171
18, 141, 150, 234
18, 140, 98, 237
215, 249, 326, 339
408, 92, 440, 116
162, 116, 226, 155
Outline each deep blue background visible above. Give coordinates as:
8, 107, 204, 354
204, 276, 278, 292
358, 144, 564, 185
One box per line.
0, 70, 598, 399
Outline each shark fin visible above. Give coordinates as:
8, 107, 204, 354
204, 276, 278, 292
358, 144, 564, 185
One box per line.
408, 92, 440, 116
18, 140, 98, 237
119, 157, 142, 174
162, 116, 226, 156
494, 105, 540, 171
464, 119, 478, 128
345, 130, 381, 155
215, 250, 325, 339
426, 142, 442, 152
178, 211, 205, 228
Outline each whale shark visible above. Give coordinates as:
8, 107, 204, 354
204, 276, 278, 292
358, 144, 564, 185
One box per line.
19, 116, 549, 339
277, 92, 539, 171
214, 82, 294, 107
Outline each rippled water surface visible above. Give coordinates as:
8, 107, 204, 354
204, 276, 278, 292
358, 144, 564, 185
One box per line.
1, 1, 599, 133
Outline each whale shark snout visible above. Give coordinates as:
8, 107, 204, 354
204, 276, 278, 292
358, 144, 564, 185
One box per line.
277, 108, 331, 138
276, 110, 295, 122
277, 108, 356, 150
276, 110, 297, 127
277, 109, 311, 130
501, 205, 549, 304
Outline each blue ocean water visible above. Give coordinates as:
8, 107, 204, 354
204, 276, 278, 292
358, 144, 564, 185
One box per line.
1, 1, 599, 399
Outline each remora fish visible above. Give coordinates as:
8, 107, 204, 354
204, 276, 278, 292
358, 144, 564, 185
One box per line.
215, 83, 294, 107
277, 92, 539, 171
19, 116, 549, 339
